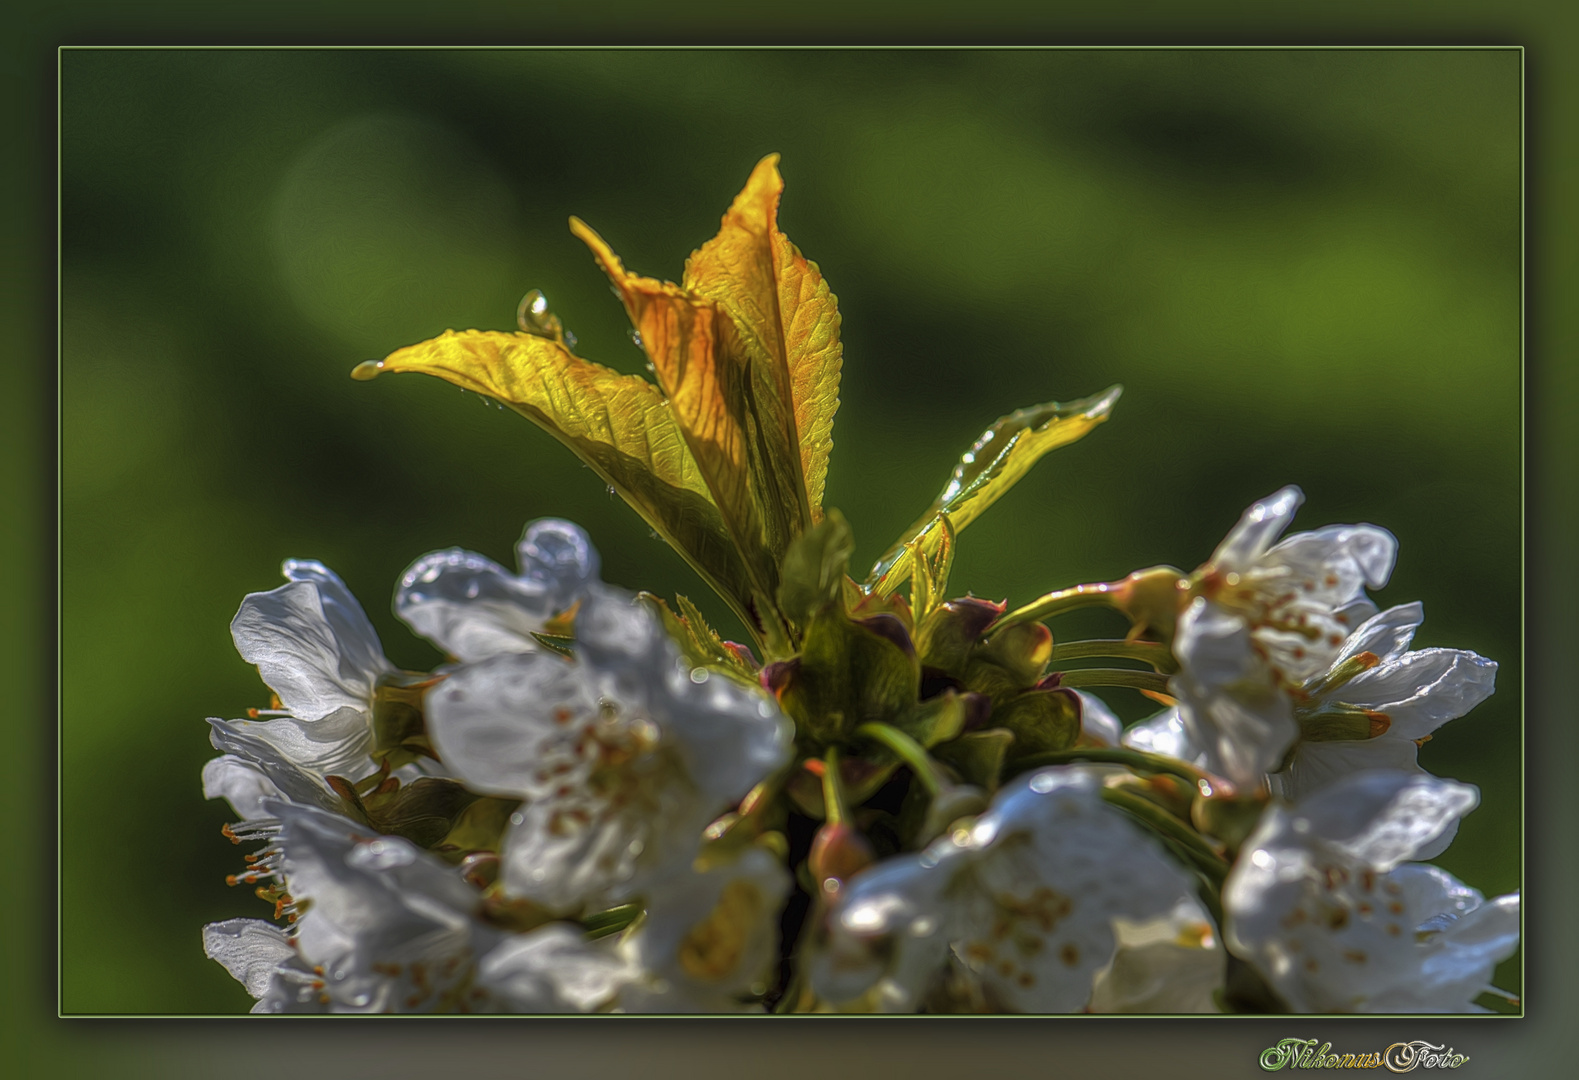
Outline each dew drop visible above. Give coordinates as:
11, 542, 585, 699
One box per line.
606, 485, 617, 498
350, 359, 384, 381
509, 812, 525, 827
628, 329, 644, 350
690, 667, 710, 684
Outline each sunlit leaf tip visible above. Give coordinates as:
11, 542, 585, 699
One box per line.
865, 384, 1123, 596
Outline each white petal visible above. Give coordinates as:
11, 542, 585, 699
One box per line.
218, 706, 375, 781
1340, 649, 1497, 740
809, 853, 956, 1011
516, 518, 601, 598
1291, 771, 1478, 871
204, 918, 298, 999
1334, 603, 1423, 666
424, 651, 596, 798
1210, 486, 1303, 571
477, 924, 634, 1013
958, 769, 1196, 1012
395, 548, 554, 663
1075, 691, 1122, 747
1265, 523, 1397, 596
282, 560, 392, 678
1277, 737, 1425, 805
202, 754, 285, 820
1089, 898, 1223, 1013
626, 846, 790, 1009
1121, 707, 1208, 767
231, 574, 389, 720
207, 719, 343, 813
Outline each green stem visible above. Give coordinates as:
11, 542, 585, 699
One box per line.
1011, 746, 1210, 788
994, 583, 1118, 633
822, 747, 849, 827
1056, 668, 1173, 694
853, 722, 944, 795
1051, 638, 1176, 673
1100, 787, 1229, 886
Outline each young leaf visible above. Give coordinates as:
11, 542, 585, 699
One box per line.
684, 154, 843, 525
571, 217, 793, 649
865, 385, 1123, 595
777, 508, 855, 626
356, 329, 769, 647
907, 513, 956, 623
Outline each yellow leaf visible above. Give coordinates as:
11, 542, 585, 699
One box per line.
683, 154, 843, 525
355, 330, 766, 644
866, 386, 1123, 596
571, 215, 795, 651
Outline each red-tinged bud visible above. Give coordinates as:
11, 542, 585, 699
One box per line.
761, 658, 799, 696
1110, 566, 1187, 645
459, 852, 500, 889
723, 641, 759, 670
809, 821, 875, 893
916, 597, 1006, 672
854, 612, 915, 657
960, 691, 993, 732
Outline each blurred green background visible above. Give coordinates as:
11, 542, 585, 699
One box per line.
59, 48, 1521, 1014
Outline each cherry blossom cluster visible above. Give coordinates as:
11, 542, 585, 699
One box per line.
202, 491, 1518, 1014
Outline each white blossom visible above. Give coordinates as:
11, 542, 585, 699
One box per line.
1224, 770, 1519, 1013
810, 768, 1202, 1013
1170, 487, 1397, 789
204, 560, 396, 817
1278, 603, 1497, 812
424, 586, 791, 911
203, 801, 631, 1013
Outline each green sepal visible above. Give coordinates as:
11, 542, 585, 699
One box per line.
891, 691, 969, 749
1298, 703, 1386, 742
897, 780, 989, 850
994, 689, 1081, 759
932, 728, 1015, 792
581, 903, 644, 940
776, 508, 855, 627
359, 777, 483, 850
529, 631, 577, 659
785, 755, 901, 819
433, 796, 522, 858
778, 605, 920, 742
641, 592, 759, 680
370, 671, 440, 771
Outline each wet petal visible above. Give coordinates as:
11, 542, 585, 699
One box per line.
1210, 486, 1303, 571
1339, 649, 1497, 739
232, 574, 390, 720
1074, 690, 1122, 747
1120, 707, 1209, 768
203, 918, 299, 999
477, 924, 635, 1012
396, 548, 555, 662
202, 754, 286, 820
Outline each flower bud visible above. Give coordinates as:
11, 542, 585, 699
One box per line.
808, 821, 876, 893
1109, 565, 1187, 646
